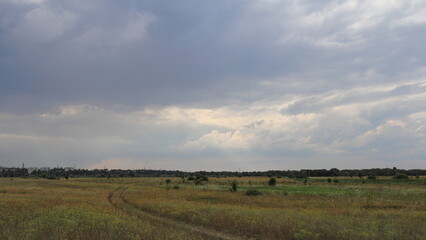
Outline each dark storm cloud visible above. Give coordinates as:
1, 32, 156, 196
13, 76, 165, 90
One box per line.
2, 0, 424, 113
0, 0, 253, 112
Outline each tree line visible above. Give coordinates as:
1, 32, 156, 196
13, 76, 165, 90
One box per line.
0, 166, 424, 178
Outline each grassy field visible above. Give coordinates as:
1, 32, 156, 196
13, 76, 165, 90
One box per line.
0, 176, 425, 240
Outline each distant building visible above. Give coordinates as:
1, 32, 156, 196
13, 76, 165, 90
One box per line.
64, 167, 75, 172
39, 167, 50, 171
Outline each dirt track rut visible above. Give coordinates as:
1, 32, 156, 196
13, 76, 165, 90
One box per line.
108, 185, 250, 240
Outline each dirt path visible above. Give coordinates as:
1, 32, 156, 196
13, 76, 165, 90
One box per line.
108, 185, 251, 240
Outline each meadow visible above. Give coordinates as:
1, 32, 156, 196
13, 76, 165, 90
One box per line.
0, 176, 425, 240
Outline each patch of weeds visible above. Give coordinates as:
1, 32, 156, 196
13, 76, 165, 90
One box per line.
229, 181, 238, 192
246, 189, 262, 196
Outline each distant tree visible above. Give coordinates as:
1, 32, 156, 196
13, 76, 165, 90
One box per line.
165, 179, 171, 185
329, 168, 340, 176
268, 177, 277, 186
327, 178, 332, 183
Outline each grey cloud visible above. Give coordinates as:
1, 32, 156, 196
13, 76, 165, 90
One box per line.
283, 81, 426, 115
1, 0, 425, 113
1, 0, 426, 169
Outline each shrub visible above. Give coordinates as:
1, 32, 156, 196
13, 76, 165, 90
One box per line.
165, 179, 171, 185
196, 175, 209, 181
246, 189, 262, 196
327, 178, 332, 183
173, 185, 180, 189
367, 175, 376, 179
268, 177, 277, 186
229, 181, 238, 192
333, 179, 339, 183
393, 173, 409, 179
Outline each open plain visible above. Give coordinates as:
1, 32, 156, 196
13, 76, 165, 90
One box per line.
0, 176, 425, 240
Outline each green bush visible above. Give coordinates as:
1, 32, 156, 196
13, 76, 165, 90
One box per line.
196, 175, 209, 181
268, 177, 277, 186
393, 173, 409, 179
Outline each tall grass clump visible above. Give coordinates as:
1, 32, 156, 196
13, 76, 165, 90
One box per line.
245, 189, 262, 196
229, 181, 238, 192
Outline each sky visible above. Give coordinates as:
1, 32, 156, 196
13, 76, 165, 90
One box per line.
1, 0, 426, 170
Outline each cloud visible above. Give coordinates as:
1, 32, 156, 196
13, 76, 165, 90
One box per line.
1, 0, 426, 170
283, 79, 426, 115
3, 0, 154, 47
182, 129, 255, 150
238, 0, 409, 48
1, 0, 424, 113
1, 91, 426, 169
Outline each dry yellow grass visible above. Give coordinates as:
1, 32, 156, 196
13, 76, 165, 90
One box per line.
1, 177, 425, 239
0, 178, 216, 240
